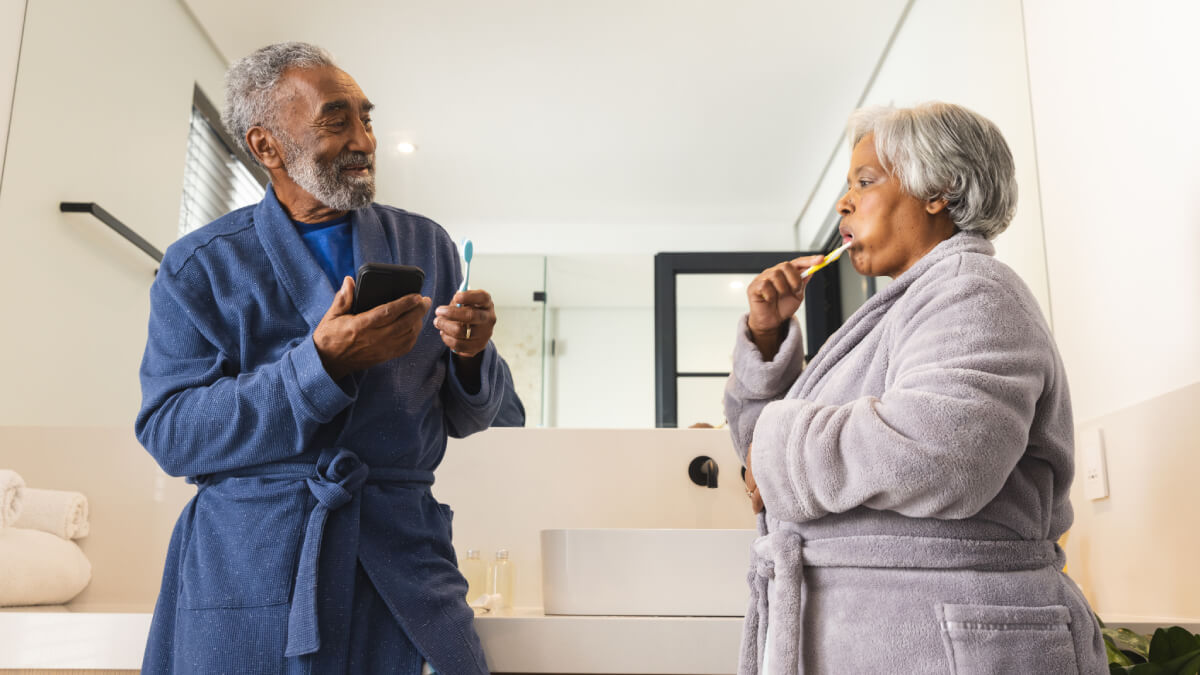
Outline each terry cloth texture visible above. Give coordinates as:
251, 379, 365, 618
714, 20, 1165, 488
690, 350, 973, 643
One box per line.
14, 488, 90, 539
0, 528, 92, 606
135, 185, 514, 674
0, 469, 23, 528
724, 231, 1107, 674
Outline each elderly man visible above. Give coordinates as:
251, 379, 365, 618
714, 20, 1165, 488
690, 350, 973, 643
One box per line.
135, 42, 511, 674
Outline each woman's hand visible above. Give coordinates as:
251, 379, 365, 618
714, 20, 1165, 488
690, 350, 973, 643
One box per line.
744, 444, 764, 514
746, 255, 825, 359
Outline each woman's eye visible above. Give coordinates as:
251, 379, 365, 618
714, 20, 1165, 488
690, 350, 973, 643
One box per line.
859, 179, 871, 188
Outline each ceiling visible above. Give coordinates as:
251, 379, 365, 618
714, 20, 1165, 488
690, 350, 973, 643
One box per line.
182, 0, 907, 254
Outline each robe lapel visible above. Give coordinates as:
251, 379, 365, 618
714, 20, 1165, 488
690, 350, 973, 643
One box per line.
254, 186, 336, 329
351, 204, 396, 269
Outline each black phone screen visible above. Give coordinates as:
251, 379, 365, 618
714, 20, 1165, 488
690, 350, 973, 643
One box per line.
352, 263, 426, 314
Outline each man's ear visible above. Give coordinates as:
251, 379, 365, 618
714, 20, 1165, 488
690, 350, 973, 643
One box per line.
247, 127, 284, 170
926, 197, 949, 215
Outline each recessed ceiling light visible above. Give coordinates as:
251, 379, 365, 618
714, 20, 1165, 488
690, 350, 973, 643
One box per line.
396, 142, 417, 154
729, 280, 745, 290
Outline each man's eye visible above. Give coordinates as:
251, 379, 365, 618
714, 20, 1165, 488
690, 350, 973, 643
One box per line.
859, 179, 871, 188
362, 117, 373, 127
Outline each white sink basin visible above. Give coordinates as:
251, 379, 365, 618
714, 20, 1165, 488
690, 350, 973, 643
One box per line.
540, 528, 757, 616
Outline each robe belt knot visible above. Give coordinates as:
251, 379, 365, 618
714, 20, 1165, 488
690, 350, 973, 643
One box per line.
305, 449, 368, 511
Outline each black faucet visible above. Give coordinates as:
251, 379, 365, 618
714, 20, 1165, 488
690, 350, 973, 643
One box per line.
688, 456, 719, 488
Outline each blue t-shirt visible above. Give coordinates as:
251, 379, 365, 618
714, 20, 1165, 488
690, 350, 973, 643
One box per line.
295, 215, 354, 288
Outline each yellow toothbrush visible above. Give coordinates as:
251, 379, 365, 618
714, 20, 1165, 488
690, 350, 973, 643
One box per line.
800, 241, 852, 278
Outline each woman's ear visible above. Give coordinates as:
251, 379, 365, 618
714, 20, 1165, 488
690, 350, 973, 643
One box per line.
247, 127, 283, 170
926, 197, 949, 215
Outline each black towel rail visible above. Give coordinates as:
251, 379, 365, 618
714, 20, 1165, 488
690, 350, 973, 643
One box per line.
60, 201, 163, 263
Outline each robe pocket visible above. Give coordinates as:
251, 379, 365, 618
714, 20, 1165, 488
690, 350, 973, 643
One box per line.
175, 605, 290, 674
179, 478, 308, 610
937, 603, 1079, 675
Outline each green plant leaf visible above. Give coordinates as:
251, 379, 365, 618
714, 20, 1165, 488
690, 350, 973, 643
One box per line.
1122, 650, 1149, 664
1181, 653, 1200, 675
1147, 649, 1200, 673
1106, 627, 1153, 659
1119, 662, 1168, 674
1108, 636, 1136, 667
1150, 627, 1200, 663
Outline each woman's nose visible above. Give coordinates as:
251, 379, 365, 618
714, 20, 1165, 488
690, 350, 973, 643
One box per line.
836, 190, 853, 216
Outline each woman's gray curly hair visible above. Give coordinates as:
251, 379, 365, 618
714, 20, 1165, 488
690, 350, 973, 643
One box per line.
221, 42, 336, 164
847, 102, 1018, 239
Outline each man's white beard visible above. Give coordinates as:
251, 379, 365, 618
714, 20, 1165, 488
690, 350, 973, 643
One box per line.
280, 133, 375, 212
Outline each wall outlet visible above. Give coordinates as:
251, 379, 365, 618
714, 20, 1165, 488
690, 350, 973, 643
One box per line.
1082, 427, 1109, 501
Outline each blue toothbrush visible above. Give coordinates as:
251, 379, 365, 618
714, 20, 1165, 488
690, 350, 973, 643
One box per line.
459, 239, 473, 295
457, 239, 474, 340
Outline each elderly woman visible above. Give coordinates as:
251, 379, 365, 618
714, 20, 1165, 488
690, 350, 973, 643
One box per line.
725, 103, 1107, 674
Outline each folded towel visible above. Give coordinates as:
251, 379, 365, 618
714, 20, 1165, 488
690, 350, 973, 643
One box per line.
14, 488, 90, 539
0, 469, 24, 528
0, 528, 92, 606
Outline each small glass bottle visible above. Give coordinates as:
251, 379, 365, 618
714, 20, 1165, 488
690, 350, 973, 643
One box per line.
461, 549, 486, 604
486, 548, 514, 610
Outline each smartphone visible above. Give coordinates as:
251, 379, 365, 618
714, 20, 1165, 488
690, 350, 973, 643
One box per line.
352, 263, 426, 314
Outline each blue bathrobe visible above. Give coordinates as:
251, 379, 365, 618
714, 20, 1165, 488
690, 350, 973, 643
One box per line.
135, 186, 508, 674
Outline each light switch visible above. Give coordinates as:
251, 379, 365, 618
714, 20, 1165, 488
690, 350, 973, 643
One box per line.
1082, 427, 1109, 501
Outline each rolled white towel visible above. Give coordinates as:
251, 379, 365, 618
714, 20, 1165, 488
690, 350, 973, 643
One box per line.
0, 528, 92, 606
0, 469, 24, 528
14, 488, 90, 539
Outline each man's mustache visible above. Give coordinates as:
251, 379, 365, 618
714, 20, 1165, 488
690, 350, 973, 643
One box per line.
333, 151, 374, 172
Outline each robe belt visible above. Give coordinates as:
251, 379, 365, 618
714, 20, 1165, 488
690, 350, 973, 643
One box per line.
192, 449, 435, 658
745, 530, 1061, 675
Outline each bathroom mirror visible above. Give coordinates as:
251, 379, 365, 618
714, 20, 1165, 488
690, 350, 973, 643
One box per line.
173, 0, 1050, 428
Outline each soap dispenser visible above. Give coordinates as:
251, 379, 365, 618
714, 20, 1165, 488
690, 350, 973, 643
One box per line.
461, 549, 486, 603
486, 548, 514, 610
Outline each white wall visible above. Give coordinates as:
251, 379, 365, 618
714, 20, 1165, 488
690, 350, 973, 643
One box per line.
857, 0, 1051, 319
0, 0, 25, 188
0, 0, 228, 426
1024, 0, 1200, 620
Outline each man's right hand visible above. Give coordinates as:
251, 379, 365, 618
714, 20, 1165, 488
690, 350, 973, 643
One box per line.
313, 276, 432, 381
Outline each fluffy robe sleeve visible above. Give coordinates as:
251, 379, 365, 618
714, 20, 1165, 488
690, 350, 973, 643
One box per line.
740, 272, 1053, 523
723, 315, 806, 464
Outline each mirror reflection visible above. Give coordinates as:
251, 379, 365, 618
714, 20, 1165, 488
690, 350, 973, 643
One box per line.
391, 0, 1052, 427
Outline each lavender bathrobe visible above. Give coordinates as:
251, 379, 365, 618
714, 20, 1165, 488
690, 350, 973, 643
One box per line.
136, 187, 508, 674
724, 232, 1107, 674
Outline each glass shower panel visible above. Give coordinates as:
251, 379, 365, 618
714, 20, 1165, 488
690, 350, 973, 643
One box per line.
469, 254, 547, 426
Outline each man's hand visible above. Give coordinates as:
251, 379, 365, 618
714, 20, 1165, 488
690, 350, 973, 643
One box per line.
745, 444, 764, 514
433, 290, 496, 359
313, 276, 432, 380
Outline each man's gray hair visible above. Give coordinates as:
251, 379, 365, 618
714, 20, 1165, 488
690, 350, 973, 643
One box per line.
221, 42, 336, 164
847, 102, 1018, 239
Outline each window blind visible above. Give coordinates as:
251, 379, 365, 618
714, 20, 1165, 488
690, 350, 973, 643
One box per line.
178, 106, 265, 237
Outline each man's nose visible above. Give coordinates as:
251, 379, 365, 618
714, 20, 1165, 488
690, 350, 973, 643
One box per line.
348, 118, 375, 154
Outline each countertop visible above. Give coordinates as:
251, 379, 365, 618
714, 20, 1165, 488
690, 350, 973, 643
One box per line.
0, 604, 743, 674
